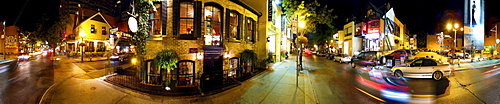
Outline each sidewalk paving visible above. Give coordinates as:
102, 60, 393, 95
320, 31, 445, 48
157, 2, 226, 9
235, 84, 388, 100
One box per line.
40, 54, 319, 104
39, 54, 500, 104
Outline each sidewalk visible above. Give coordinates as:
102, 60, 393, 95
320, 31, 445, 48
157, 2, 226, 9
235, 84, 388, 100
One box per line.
39, 54, 318, 103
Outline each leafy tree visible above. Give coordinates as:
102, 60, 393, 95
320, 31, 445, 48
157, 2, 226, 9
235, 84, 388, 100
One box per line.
282, 0, 338, 47
33, 14, 73, 53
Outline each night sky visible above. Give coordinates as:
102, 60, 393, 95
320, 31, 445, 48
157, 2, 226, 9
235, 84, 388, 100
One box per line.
1, 0, 500, 34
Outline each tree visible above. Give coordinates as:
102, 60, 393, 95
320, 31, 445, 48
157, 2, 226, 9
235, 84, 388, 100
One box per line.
282, 0, 337, 47
33, 14, 73, 54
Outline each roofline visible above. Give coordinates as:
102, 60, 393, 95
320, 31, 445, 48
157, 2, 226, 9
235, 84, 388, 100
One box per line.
76, 12, 112, 28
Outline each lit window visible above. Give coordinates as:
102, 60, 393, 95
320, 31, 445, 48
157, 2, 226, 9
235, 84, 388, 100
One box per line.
246, 18, 255, 43
179, 2, 194, 39
204, 5, 222, 46
229, 12, 240, 41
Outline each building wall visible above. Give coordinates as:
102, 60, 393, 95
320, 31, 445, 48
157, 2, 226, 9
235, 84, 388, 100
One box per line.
1, 26, 20, 54
143, 0, 262, 86
241, 0, 267, 62
426, 35, 441, 50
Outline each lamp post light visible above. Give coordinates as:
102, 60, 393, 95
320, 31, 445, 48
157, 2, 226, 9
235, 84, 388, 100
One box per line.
447, 23, 463, 56
79, 30, 87, 62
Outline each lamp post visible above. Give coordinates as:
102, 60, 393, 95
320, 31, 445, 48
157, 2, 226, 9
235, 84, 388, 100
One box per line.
79, 30, 87, 62
2, 20, 5, 60
447, 23, 463, 56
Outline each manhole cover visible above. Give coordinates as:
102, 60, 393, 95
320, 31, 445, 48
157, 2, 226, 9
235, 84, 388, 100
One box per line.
90, 87, 96, 90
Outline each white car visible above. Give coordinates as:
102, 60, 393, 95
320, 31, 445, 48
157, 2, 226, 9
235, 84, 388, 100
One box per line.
333, 54, 351, 63
391, 58, 452, 80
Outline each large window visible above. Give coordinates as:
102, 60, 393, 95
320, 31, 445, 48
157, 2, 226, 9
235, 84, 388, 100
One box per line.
180, 2, 195, 37
229, 12, 240, 41
151, 3, 162, 35
246, 17, 255, 43
97, 42, 105, 52
177, 61, 195, 86
85, 42, 94, 52
204, 6, 222, 46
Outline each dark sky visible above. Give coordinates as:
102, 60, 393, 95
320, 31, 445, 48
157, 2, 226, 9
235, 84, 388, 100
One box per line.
1, 0, 500, 34
0, 0, 60, 31
325, 0, 500, 35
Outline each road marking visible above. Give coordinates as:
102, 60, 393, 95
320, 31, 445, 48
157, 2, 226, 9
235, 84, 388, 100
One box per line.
355, 87, 386, 103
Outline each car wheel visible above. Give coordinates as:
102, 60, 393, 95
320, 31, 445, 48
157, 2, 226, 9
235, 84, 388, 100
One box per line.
339, 60, 343, 63
433, 71, 443, 80
394, 70, 403, 78
351, 62, 356, 68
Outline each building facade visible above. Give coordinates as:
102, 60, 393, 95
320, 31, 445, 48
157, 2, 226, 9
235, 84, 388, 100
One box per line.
137, 0, 263, 91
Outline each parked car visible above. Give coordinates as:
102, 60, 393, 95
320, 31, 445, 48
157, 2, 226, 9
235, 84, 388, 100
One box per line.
110, 53, 133, 62
384, 49, 413, 61
351, 51, 385, 68
326, 53, 335, 60
316, 50, 327, 57
448, 50, 469, 58
391, 58, 452, 80
333, 54, 351, 63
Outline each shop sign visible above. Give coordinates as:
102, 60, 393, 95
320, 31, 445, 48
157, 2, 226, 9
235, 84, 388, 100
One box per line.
268, 0, 273, 21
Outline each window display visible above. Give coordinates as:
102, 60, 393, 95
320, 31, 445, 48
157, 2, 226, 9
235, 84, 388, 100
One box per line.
204, 6, 221, 46
178, 61, 194, 86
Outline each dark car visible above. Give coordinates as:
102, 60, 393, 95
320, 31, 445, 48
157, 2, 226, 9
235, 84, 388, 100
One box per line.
326, 53, 335, 60
351, 51, 385, 68
110, 53, 133, 62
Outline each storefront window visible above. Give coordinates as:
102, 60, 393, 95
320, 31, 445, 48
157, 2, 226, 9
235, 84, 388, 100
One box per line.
229, 12, 240, 41
97, 42, 105, 52
180, 2, 195, 38
86, 42, 94, 52
178, 61, 195, 86
246, 18, 255, 43
204, 6, 222, 46
229, 58, 238, 78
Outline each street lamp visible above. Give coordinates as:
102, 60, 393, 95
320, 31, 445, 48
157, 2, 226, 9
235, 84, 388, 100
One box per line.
79, 30, 87, 62
447, 23, 463, 53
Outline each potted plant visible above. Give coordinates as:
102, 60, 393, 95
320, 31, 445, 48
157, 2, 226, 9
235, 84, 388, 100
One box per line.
240, 49, 258, 71
154, 49, 179, 87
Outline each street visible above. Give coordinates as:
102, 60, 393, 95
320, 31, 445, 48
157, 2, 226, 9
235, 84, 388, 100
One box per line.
0, 54, 55, 104
1, 52, 500, 104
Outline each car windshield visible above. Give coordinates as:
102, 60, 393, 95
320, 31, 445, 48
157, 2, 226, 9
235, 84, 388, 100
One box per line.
364, 52, 381, 60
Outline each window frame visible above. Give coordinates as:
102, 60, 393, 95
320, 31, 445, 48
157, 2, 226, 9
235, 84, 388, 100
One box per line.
101, 26, 106, 35
178, 1, 196, 40
176, 60, 195, 87
90, 24, 96, 34
203, 3, 224, 46
228, 10, 241, 41
246, 17, 255, 43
